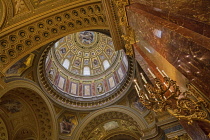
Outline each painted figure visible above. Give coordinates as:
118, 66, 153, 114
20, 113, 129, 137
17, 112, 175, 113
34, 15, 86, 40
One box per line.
79, 31, 94, 45
97, 83, 103, 93
60, 47, 66, 54
60, 116, 75, 134
93, 59, 98, 66
0, 100, 22, 113
74, 59, 80, 66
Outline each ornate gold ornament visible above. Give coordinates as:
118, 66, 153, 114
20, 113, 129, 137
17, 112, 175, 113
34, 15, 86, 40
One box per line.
0, 2, 107, 73
134, 68, 210, 125
113, 0, 135, 56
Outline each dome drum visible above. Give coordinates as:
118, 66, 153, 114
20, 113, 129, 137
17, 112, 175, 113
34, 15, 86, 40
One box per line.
38, 31, 135, 110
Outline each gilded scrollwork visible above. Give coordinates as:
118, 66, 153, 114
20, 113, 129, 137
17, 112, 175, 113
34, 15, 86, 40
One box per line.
113, 0, 135, 56
135, 76, 210, 125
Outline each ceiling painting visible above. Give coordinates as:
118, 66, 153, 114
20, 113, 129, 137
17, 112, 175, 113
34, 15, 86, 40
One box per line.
45, 31, 129, 99
59, 113, 78, 136
6, 53, 34, 76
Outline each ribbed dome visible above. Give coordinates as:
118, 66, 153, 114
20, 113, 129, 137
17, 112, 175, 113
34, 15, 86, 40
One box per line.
45, 31, 129, 98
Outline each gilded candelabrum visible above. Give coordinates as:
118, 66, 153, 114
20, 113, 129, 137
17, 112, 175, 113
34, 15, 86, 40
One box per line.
134, 68, 210, 124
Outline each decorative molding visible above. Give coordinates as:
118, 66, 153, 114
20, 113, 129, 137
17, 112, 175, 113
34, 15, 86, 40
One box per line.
0, 117, 8, 140
0, 0, 6, 28
0, 80, 58, 140
0, 2, 108, 73
8, 88, 54, 139
101, 0, 124, 51
78, 111, 143, 140
37, 44, 135, 110
103, 0, 136, 56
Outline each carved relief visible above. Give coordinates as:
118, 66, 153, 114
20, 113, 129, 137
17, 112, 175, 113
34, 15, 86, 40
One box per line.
13, 0, 29, 15
31, 0, 52, 7
144, 112, 154, 124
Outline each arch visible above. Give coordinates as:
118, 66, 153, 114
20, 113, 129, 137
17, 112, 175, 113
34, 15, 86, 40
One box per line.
13, 126, 37, 140
71, 105, 149, 140
83, 66, 90, 75
0, 80, 58, 140
0, 2, 108, 73
63, 59, 70, 69
103, 60, 110, 70
103, 133, 138, 140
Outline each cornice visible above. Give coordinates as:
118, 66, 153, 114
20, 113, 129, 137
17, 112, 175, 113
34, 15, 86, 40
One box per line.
0, 0, 101, 36
0, 2, 108, 73
37, 43, 135, 111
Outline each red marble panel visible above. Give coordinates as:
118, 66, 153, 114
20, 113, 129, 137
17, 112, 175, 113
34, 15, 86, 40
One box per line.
134, 45, 163, 81
130, 0, 210, 25
121, 61, 127, 75
103, 78, 109, 92
53, 71, 59, 84
179, 120, 210, 140
79, 83, 83, 96
127, 3, 210, 38
127, 5, 210, 97
91, 82, 96, 96
65, 79, 70, 93
113, 71, 119, 84
46, 58, 52, 71
68, 81, 71, 95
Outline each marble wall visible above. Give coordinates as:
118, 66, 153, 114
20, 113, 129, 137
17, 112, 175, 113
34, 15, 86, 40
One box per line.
130, 0, 210, 37
127, 4, 210, 97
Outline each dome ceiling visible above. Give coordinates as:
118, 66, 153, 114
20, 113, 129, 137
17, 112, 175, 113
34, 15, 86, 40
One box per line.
53, 31, 117, 76
44, 31, 130, 105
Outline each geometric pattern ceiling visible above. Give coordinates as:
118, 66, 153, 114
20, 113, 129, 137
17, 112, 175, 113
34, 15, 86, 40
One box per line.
45, 31, 129, 99
53, 31, 117, 76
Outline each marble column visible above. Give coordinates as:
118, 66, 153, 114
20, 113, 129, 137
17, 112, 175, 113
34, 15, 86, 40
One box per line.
127, 3, 210, 98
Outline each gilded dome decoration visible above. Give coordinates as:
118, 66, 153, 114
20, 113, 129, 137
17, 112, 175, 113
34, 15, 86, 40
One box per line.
45, 31, 129, 99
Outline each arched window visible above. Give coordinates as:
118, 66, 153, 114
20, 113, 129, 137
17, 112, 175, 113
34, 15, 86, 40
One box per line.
83, 66, 90, 75
63, 59, 70, 69
103, 60, 110, 70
